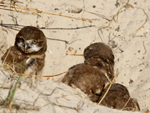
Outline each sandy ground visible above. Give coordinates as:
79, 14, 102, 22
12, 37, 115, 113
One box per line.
0, 0, 150, 112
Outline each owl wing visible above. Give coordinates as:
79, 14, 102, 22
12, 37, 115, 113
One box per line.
1, 46, 27, 73
1, 46, 25, 63
62, 64, 108, 102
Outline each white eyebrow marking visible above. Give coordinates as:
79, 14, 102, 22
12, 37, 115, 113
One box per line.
30, 45, 42, 52
26, 40, 33, 43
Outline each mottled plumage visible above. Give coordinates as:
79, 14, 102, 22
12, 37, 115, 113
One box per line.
62, 42, 114, 102
62, 63, 108, 102
84, 42, 114, 80
1, 26, 47, 75
99, 83, 140, 111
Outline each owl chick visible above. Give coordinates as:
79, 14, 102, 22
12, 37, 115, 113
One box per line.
62, 63, 108, 102
1, 26, 47, 75
62, 42, 114, 102
99, 83, 140, 111
84, 42, 114, 80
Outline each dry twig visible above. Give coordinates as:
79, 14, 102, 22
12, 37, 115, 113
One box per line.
42, 72, 66, 77
132, 8, 149, 36
71, 54, 83, 56
98, 72, 119, 105
143, 41, 147, 54
121, 97, 131, 110
2, 47, 11, 67
0, 2, 99, 21
54, 103, 81, 112
71, 84, 86, 99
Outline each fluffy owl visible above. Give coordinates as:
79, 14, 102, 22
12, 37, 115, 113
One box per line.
62, 63, 108, 102
1, 26, 47, 75
84, 42, 114, 80
99, 83, 140, 111
62, 42, 114, 102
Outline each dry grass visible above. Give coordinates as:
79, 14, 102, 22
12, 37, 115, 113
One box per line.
121, 97, 131, 110
132, 8, 149, 37
0, 2, 99, 21
98, 72, 119, 105
0, 49, 25, 109
71, 54, 83, 56
0, 66, 24, 109
0, 0, 146, 112
42, 72, 66, 77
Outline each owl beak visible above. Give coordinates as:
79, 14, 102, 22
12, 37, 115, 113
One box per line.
24, 43, 29, 52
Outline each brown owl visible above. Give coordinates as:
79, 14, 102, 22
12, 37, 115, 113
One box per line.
99, 83, 140, 111
62, 63, 108, 102
62, 42, 114, 102
1, 26, 47, 75
84, 42, 114, 80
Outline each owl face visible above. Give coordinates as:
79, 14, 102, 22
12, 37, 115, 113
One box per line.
16, 36, 43, 53
15, 26, 47, 54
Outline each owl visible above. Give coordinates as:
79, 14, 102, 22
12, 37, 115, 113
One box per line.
84, 42, 114, 80
1, 26, 47, 75
62, 42, 114, 102
99, 83, 140, 111
62, 63, 108, 102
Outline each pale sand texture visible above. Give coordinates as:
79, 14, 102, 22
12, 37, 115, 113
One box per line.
0, 0, 150, 112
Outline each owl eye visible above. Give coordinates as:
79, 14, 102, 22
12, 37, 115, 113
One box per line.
32, 40, 38, 44
18, 37, 24, 42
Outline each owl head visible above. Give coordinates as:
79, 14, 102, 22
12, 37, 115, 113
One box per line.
84, 42, 114, 64
15, 26, 47, 55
